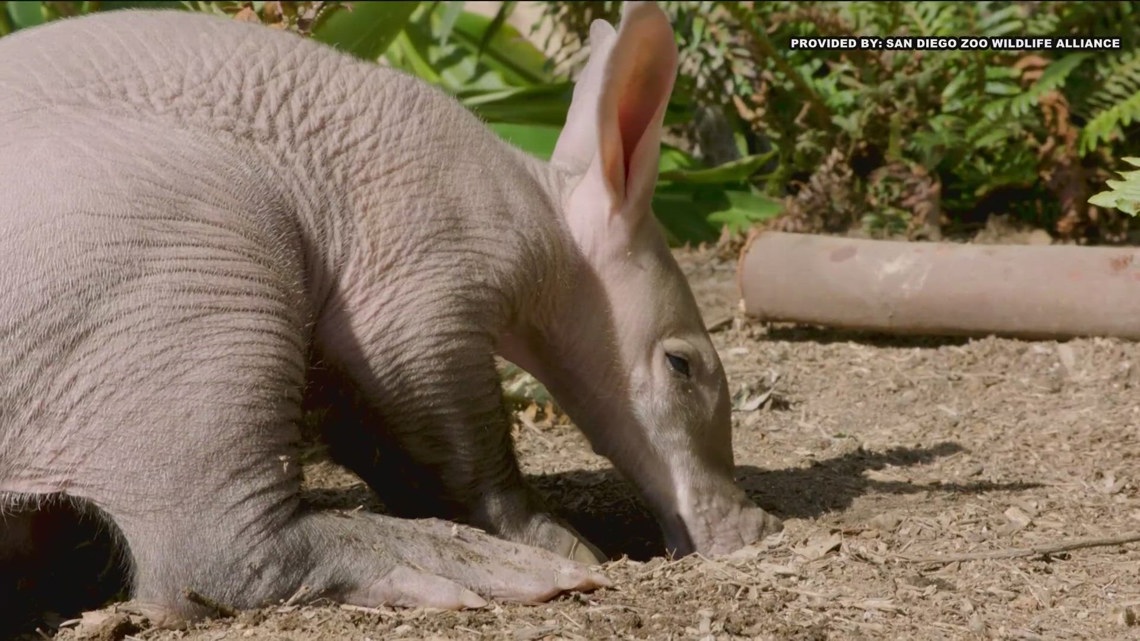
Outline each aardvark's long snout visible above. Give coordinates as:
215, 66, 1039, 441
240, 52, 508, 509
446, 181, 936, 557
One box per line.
649, 467, 784, 558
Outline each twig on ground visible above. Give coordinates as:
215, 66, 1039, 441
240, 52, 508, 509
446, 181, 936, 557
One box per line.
516, 411, 554, 447
339, 604, 383, 614
282, 584, 311, 607
897, 532, 1140, 564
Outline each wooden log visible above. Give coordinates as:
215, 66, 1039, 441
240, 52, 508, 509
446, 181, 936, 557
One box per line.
737, 231, 1140, 340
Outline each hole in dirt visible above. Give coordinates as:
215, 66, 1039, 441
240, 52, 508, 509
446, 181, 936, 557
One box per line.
2, 499, 129, 639
530, 469, 666, 561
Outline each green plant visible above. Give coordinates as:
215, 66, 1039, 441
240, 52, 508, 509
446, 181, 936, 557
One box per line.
1089, 157, 1140, 216
540, 1, 1140, 242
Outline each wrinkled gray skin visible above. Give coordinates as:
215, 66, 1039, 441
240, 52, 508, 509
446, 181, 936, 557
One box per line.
0, 3, 781, 623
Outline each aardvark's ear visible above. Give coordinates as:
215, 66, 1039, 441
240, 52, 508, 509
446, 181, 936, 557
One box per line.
551, 2, 678, 224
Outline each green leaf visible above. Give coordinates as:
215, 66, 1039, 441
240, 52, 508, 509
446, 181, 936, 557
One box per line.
652, 186, 722, 246
940, 72, 970, 112
983, 80, 1021, 96
385, 28, 442, 84
977, 4, 1023, 37
386, 6, 540, 94
984, 65, 1020, 81
437, 0, 465, 46
489, 123, 561, 160
651, 183, 785, 246
313, 1, 419, 61
706, 190, 784, 233
1087, 191, 1139, 215
971, 122, 1017, 149
7, 1, 46, 29
1080, 90, 1140, 155
476, 0, 515, 57
658, 152, 775, 185
460, 83, 573, 126
1088, 157, 1140, 215
993, 52, 1090, 120
448, 9, 551, 86
658, 145, 700, 174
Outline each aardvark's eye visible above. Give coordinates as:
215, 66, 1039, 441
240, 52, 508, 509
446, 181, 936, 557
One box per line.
665, 352, 691, 378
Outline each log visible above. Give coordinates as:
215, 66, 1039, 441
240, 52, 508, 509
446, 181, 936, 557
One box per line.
737, 231, 1140, 340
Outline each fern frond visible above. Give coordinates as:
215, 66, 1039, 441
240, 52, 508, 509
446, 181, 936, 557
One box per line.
1083, 51, 1140, 113
1088, 157, 1140, 215
984, 53, 1090, 121
1011, 53, 1090, 117
1080, 90, 1140, 155
976, 3, 1026, 38
903, 1, 962, 37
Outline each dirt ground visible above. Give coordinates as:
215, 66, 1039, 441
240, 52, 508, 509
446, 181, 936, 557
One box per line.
34, 240, 1140, 641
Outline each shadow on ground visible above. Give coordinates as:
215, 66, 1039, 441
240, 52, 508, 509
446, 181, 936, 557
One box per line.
534, 441, 1041, 561
2, 501, 127, 639
761, 324, 1091, 348
763, 326, 975, 348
